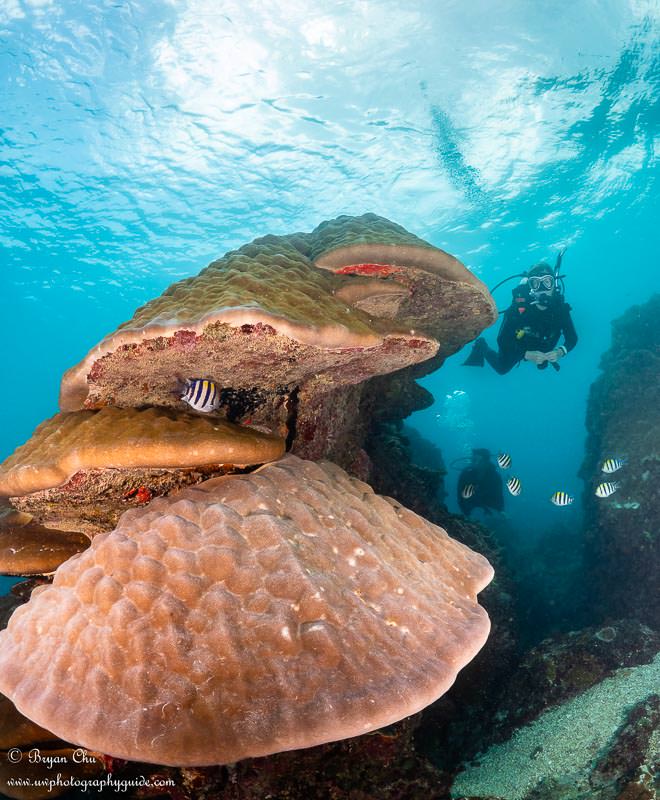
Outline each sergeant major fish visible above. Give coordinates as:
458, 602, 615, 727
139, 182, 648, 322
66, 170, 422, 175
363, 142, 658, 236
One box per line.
506, 476, 522, 496
461, 483, 475, 499
550, 491, 574, 506
181, 378, 221, 413
601, 457, 627, 474
497, 452, 512, 469
596, 481, 620, 498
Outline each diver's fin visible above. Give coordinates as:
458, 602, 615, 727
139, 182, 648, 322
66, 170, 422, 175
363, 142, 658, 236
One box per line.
462, 338, 486, 367
463, 349, 485, 367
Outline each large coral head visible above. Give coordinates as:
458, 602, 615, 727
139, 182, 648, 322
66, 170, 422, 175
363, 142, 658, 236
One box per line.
0, 456, 493, 766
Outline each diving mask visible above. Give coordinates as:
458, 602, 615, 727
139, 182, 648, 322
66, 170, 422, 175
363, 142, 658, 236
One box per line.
528, 274, 555, 292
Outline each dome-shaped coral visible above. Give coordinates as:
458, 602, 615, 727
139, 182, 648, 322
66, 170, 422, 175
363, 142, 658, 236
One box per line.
0, 455, 493, 767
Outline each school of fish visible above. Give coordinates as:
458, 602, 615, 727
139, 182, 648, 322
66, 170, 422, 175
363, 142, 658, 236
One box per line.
177, 381, 629, 512
460, 449, 628, 512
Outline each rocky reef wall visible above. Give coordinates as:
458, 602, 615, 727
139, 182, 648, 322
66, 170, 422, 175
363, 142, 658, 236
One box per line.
580, 294, 660, 625
441, 295, 660, 800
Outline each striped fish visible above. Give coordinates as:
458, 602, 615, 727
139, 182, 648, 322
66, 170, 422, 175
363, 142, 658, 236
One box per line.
596, 481, 620, 498
461, 483, 475, 499
550, 491, 574, 507
601, 457, 627, 474
497, 452, 512, 469
181, 378, 220, 413
506, 476, 522, 496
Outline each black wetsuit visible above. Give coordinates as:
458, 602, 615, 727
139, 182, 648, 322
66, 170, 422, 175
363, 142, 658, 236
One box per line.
457, 463, 504, 516
484, 288, 578, 374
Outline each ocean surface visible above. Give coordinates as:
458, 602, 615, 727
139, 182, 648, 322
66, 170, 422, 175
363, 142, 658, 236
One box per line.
3, 1, 658, 528
1, 1, 659, 793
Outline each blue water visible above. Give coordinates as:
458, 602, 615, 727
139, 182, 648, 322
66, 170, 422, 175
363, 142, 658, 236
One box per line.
1, 3, 659, 578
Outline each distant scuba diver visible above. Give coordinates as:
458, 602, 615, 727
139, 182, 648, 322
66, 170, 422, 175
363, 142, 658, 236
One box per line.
463, 251, 577, 374
457, 449, 504, 516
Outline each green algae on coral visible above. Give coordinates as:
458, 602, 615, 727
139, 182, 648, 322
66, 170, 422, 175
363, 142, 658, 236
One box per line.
119, 235, 379, 338
307, 212, 435, 263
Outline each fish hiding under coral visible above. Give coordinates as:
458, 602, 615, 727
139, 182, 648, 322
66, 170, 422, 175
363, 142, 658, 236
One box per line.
181, 378, 221, 413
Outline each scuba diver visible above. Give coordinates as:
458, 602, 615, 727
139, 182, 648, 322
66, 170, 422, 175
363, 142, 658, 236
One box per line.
457, 449, 504, 517
463, 253, 577, 374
